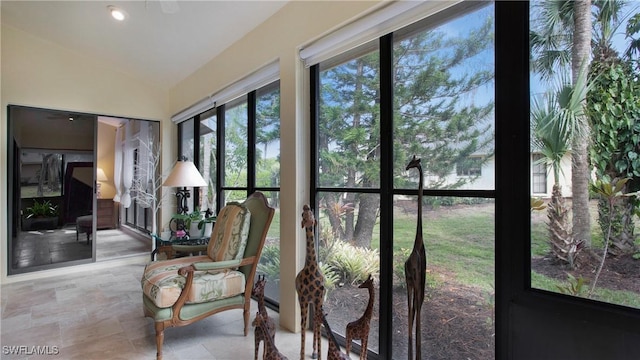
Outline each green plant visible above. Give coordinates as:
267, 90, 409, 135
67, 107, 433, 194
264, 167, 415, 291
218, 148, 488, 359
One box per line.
197, 209, 216, 230
589, 177, 630, 297
24, 199, 58, 218
172, 208, 203, 229
319, 262, 341, 297
556, 273, 588, 297
325, 240, 380, 285
258, 244, 281, 283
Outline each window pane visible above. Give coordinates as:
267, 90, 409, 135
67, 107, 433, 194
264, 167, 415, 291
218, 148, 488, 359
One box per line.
256, 190, 281, 304
317, 191, 380, 355
225, 97, 248, 188
318, 45, 381, 189
392, 196, 495, 359
529, 1, 640, 310
180, 118, 195, 162
199, 108, 217, 213
256, 83, 281, 188
393, 6, 495, 191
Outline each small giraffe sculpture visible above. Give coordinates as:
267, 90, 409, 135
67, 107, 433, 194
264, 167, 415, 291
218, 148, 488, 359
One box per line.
253, 275, 276, 360
295, 204, 325, 360
345, 274, 374, 360
404, 155, 426, 360
321, 312, 351, 360
254, 311, 289, 360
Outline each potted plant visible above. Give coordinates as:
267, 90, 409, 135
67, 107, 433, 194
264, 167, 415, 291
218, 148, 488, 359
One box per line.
172, 208, 204, 237
22, 199, 59, 231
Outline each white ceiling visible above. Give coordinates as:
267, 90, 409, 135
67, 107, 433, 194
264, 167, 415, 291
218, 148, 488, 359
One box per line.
1, 0, 288, 90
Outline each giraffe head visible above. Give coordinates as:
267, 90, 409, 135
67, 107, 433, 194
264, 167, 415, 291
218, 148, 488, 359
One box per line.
301, 204, 316, 228
252, 274, 266, 298
406, 155, 421, 171
359, 273, 374, 289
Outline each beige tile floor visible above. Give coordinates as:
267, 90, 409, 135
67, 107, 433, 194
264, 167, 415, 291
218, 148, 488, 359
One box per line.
1, 262, 342, 360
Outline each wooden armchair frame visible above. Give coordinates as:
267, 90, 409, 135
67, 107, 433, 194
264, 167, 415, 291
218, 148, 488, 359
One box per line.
142, 192, 275, 360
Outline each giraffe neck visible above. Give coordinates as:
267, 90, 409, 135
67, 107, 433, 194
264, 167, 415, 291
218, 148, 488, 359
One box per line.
258, 296, 267, 316
304, 226, 317, 268
415, 165, 424, 247
364, 285, 374, 317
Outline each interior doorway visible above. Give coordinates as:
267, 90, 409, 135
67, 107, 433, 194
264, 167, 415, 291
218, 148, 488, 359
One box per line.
7, 105, 157, 274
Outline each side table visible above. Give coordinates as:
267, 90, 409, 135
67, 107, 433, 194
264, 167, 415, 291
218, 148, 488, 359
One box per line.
151, 234, 210, 261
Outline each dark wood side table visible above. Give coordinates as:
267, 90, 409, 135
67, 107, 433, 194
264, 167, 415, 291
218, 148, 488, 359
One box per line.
97, 198, 116, 229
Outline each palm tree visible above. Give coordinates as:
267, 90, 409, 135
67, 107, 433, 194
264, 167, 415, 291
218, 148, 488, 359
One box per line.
531, 72, 589, 268
530, 0, 593, 247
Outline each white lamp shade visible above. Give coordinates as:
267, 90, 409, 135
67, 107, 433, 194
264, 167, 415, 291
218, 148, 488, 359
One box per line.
163, 160, 207, 188
97, 168, 108, 182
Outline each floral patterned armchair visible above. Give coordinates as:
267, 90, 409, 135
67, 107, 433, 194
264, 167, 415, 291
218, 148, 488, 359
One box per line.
141, 192, 275, 360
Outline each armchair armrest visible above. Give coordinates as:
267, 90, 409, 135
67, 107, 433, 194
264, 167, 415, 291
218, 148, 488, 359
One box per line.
192, 259, 242, 271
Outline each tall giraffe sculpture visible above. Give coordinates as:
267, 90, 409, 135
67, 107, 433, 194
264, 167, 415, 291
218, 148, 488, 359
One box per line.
404, 155, 426, 360
345, 274, 374, 360
295, 204, 325, 360
254, 311, 289, 360
321, 312, 351, 360
253, 275, 276, 360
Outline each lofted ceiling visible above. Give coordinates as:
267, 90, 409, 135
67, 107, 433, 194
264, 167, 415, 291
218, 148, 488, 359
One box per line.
1, 0, 289, 90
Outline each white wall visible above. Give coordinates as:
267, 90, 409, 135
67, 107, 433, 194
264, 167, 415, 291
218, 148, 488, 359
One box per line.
1, 24, 173, 282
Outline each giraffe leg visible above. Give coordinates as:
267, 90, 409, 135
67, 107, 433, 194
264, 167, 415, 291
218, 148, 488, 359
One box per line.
345, 329, 352, 357
361, 336, 368, 360
311, 309, 321, 359
300, 301, 308, 360
415, 294, 423, 360
406, 285, 414, 360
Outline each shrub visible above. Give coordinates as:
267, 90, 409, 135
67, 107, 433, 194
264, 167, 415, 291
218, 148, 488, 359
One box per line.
24, 199, 58, 218
258, 244, 281, 283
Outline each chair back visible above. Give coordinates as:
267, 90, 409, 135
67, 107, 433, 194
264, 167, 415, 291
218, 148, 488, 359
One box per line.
238, 192, 275, 277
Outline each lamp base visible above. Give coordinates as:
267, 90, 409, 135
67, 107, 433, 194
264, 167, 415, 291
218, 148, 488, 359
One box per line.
176, 187, 191, 214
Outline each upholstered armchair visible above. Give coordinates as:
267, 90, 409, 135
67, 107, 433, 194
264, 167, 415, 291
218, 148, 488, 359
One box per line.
141, 192, 275, 360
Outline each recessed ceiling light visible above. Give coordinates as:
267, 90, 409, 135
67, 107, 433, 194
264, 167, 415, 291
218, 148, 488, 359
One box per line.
107, 5, 126, 21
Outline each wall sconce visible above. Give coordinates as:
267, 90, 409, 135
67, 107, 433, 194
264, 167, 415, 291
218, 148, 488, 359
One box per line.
96, 167, 108, 199
162, 157, 207, 214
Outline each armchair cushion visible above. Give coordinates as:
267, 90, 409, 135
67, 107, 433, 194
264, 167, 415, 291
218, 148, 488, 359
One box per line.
141, 256, 246, 308
207, 202, 251, 262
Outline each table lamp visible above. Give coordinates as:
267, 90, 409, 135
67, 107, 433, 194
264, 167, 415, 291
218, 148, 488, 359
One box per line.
162, 157, 207, 214
96, 167, 108, 199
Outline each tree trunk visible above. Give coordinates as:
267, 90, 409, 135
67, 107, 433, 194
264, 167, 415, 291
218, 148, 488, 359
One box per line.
353, 193, 378, 248
571, 0, 592, 247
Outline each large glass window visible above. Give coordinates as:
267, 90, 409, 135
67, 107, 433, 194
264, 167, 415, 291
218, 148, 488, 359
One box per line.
314, 3, 495, 359
529, 0, 640, 310
177, 81, 281, 304
199, 108, 217, 214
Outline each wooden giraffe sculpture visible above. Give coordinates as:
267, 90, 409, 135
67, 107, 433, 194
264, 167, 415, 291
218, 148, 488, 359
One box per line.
321, 312, 351, 360
345, 274, 374, 360
253, 275, 276, 360
404, 155, 426, 360
254, 311, 289, 360
295, 204, 325, 360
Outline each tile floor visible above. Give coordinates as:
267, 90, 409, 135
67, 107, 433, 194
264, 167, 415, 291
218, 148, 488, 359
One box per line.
10, 228, 149, 273
1, 261, 340, 360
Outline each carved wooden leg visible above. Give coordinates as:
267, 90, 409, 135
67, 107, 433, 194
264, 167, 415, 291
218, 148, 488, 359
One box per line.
244, 307, 250, 336
299, 301, 308, 360
155, 323, 164, 360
